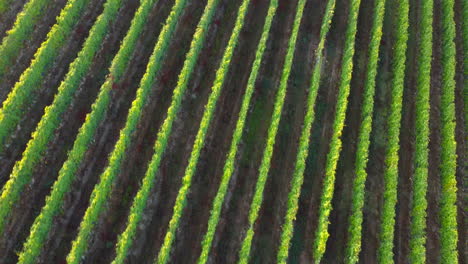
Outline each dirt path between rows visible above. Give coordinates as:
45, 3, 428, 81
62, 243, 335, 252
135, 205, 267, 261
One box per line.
323, 0, 373, 261
454, 0, 467, 262
0, 0, 104, 187
0, 0, 69, 103
81, 0, 211, 262
0, 0, 28, 39
114, 0, 250, 263
248, 0, 331, 263
0, 0, 139, 263
167, 0, 273, 263
283, 0, 349, 262
394, 0, 419, 260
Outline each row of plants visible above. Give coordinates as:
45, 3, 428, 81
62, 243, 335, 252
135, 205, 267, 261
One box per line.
237, 0, 307, 262
196, 1, 278, 263
312, 0, 362, 261
4, 0, 157, 262
110, 0, 189, 263
0, 0, 13, 14
0, 0, 91, 151
275, 0, 336, 263
0, 0, 51, 79
377, 0, 409, 262
0, 0, 125, 245
107, 0, 221, 263
408, 0, 433, 263
344, 0, 386, 262
63, 0, 167, 262
155, 0, 251, 263
438, 0, 459, 262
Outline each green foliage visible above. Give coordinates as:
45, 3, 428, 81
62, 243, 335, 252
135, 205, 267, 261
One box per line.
62, 1, 166, 263
377, 0, 409, 262
99, 0, 220, 262
276, 1, 336, 263
0, 0, 50, 78
237, 0, 307, 262
0, 0, 90, 153
155, 1, 250, 263
439, 0, 458, 262
196, 2, 278, 264
0, 0, 155, 261
312, 0, 362, 261
345, 0, 386, 263
0, 0, 12, 14
408, 0, 432, 263
0, 0, 92, 234
12, 0, 126, 261
107, 1, 188, 263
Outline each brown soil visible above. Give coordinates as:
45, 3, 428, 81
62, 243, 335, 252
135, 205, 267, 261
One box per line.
0, 0, 105, 187
0, 0, 140, 263
394, 0, 419, 261
33, 0, 175, 262
358, 0, 395, 261
202, 1, 300, 263
111, 0, 252, 263
248, 0, 331, 263
82, 0, 208, 262
0, 0, 28, 39
0, 0, 69, 104
454, 0, 467, 262
322, 0, 374, 262
283, 0, 350, 262
426, 0, 443, 262
0, 0, 466, 263
167, 0, 272, 263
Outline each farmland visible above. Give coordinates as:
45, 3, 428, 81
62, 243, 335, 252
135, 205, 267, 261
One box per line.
0, 0, 466, 263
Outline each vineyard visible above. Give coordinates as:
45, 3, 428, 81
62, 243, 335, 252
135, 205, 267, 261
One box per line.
0, 0, 466, 263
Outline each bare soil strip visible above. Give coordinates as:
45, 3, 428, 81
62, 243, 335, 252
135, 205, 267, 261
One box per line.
0, 0, 68, 103
248, 0, 331, 263
286, 0, 350, 261
0, 0, 141, 263
394, 0, 419, 260
359, 0, 396, 261
168, 0, 272, 263
0, 0, 105, 187
0, 0, 28, 39
322, 0, 374, 261
115, 0, 248, 262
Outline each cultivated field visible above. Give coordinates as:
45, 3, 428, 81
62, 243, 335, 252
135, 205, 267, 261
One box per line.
0, 0, 466, 263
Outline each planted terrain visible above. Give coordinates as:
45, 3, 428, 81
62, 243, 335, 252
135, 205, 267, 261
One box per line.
0, 0, 465, 263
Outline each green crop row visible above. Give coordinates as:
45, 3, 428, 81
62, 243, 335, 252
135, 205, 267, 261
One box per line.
110, 1, 188, 263
377, 0, 409, 263
7, 0, 126, 261
1, 0, 155, 262
63, 1, 165, 263
345, 0, 386, 263
439, 0, 459, 263
237, 0, 307, 263
276, 1, 336, 263
155, 1, 250, 263
408, 0, 432, 263
0, 0, 12, 14
0, 0, 51, 79
196, 1, 278, 264
105, 0, 220, 263
0, 0, 123, 248
0, 0, 90, 152
312, 0, 362, 262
